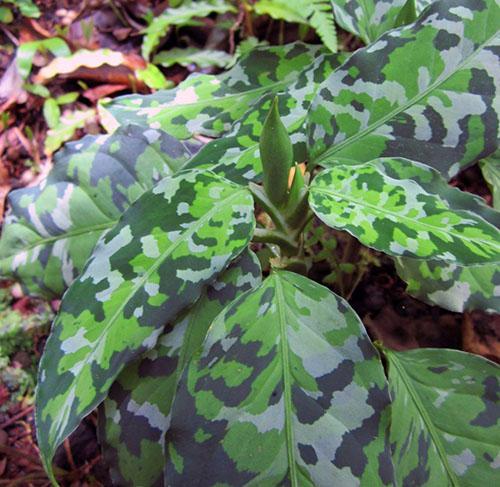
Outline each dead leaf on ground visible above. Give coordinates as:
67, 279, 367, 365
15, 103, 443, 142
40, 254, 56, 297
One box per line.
33, 49, 148, 89
83, 83, 128, 103
0, 59, 27, 111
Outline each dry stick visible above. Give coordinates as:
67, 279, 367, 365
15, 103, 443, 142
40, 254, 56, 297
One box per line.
229, 6, 245, 54
63, 438, 77, 471
0, 405, 34, 429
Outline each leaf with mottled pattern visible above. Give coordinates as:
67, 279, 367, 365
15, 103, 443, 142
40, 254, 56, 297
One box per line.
384, 346, 500, 486
331, 0, 432, 44
100, 43, 323, 140
394, 163, 500, 313
309, 158, 500, 265
310, 0, 499, 179
166, 271, 394, 485
36, 170, 255, 480
184, 50, 346, 184
100, 249, 262, 486
0, 125, 200, 298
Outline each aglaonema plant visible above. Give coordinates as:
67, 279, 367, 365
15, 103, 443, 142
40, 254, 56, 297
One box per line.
0, 0, 498, 484
33, 93, 499, 485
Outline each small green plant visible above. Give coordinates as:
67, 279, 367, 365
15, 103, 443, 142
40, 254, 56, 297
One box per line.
0, 0, 498, 485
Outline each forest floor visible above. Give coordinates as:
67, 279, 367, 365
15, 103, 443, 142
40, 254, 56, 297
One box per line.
0, 1, 498, 485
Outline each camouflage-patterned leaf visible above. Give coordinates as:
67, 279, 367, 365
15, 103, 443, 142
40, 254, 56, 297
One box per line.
394, 162, 500, 313
100, 249, 261, 487
384, 347, 500, 486
395, 259, 500, 313
309, 0, 500, 179
331, 0, 432, 44
99, 43, 322, 140
480, 148, 500, 210
165, 271, 394, 485
36, 170, 255, 478
0, 125, 200, 298
309, 158, 500, 265
184, 49, 346, 184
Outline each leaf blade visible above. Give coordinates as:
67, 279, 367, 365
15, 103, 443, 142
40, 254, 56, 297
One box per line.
100, 249, 262, 486
385, 347, 500, 486
310, 0, 500, 178
309, 158, 500, 265
166, 271, 394, 485
36, 170, 255, 476
0, 125, 200, 297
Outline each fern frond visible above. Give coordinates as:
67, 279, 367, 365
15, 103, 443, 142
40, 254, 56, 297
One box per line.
254, 0, 337, 52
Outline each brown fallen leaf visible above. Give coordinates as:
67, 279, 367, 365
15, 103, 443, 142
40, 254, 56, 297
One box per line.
33, 49, 148, 89
83, 83, 128, 103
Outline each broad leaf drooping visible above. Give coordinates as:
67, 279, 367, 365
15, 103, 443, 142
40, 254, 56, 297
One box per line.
166, 271, 394, 485
385, 347, 500, 486
309, 158, 500, 265
100, 249, 262, 486
36, 170, 255, 478
309, 0, 500, 178
0, 125, 199, 297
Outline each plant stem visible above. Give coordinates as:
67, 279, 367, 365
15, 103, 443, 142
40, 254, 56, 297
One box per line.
253, 228, 299, 254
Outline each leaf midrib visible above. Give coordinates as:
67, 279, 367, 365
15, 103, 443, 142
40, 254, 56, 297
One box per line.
311, 181, 500, 262
389, 353, 460, 486
48, 185, 250, 443
314, 31, 498, 164
274, 275, 299, 486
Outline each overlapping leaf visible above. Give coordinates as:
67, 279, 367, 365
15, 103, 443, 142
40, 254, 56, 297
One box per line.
309, 0, 500, 178
309, 158, 500, 265
331, 0, 432, 44
0, 125, 199, 298
480, 148, 500, 210
100, 249, 262, 486
100, 42, 323, 139
395, 259, 500, 313
393, 159, 500, 312
184, 49, 346, 184
166, 271, 394, 485
36, 170, 255, 478
385, 347, 500, 486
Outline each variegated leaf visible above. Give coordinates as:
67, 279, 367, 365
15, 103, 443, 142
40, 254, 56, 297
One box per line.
166, 271, 394, 485
395, 259, 500, 313
36, 170, 255, 479
99, 42, 322, 140
100, 249, 262, 486
331, 0, 433, 44
385, 347, 500, 486
394, 160, 500, 312
309, 0, 500, 179
309, 158, 500, 265
0, 125, 200, 298
184, 50, 346, 184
